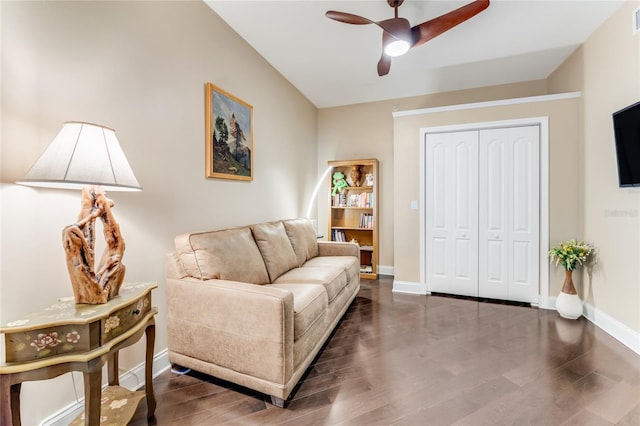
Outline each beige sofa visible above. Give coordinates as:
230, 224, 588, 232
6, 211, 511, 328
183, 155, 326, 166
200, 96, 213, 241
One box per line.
165, 218, 360, 407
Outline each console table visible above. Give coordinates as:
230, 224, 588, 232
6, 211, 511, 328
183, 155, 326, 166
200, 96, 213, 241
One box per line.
0, 282, 157, 426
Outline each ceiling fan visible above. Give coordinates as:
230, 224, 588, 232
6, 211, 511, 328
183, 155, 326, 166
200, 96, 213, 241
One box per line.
326, 0, 490, 76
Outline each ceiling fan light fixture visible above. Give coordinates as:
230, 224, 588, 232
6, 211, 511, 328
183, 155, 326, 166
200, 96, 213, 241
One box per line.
384, 39, 410, 57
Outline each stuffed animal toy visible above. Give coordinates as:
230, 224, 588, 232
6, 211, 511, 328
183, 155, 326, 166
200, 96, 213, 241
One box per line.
365, 173, 374, 187
332, 171, 349, 196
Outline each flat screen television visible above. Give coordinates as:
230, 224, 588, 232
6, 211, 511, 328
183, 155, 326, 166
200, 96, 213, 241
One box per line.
612, 101, 640, 187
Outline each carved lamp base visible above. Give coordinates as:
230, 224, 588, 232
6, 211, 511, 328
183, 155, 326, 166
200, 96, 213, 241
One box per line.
62, 186, 126, 304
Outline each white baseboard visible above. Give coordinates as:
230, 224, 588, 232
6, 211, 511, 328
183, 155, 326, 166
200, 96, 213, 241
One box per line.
42, 349, 170, 426
377, 265, 394, 276
544, 295, 557, 310
519, 295, 639, 355
583, 302, 640, 355
392, 280, 427, 295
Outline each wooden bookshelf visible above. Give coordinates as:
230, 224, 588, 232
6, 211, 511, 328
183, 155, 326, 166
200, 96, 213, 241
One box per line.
328, 159, 378, 279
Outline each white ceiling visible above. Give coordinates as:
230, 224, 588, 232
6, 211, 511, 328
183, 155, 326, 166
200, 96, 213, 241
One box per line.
206, 0, 626, 108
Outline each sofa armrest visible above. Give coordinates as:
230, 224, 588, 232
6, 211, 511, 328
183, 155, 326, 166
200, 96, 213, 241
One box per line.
166, 252, 188, 279
317, 241, 359, 257
166, 277, 294, 385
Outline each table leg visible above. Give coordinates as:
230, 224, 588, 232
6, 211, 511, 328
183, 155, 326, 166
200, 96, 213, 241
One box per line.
145, 321, 156, 418
107, 351, 119, 386
1, 374, 20, 426
10, 383, 21, 426
83, 367, 102, 426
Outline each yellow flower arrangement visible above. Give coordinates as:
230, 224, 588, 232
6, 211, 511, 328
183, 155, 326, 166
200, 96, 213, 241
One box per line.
548, 239, 595, 271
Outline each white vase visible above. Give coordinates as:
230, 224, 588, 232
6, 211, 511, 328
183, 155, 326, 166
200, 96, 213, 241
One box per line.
556, 291, 583, 319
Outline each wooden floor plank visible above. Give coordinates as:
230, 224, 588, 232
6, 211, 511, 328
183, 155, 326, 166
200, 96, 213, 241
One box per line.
131, 276, 640, 425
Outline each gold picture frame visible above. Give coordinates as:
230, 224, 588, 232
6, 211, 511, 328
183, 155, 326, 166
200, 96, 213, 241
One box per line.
205, 83, 254, 180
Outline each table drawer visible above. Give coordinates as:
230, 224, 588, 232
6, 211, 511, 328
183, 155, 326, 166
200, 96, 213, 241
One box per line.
101, 293, 152, 344
4, 322, 99, 363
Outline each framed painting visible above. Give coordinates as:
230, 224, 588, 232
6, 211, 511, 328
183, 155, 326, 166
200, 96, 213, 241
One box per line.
205, 83, 254, 180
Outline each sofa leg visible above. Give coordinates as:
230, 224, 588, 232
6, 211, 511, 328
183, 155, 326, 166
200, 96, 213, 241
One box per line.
270, 396, 286, 408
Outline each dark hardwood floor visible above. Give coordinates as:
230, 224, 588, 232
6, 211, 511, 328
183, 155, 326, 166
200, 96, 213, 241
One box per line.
131, 277, 640, 425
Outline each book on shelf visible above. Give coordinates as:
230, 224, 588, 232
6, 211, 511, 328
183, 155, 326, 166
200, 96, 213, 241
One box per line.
346, 192, 372, 208
331, 229, 347, 242
332, 193, 348, 207
359, 213, 374, 228
360, 265, 373, 273
333, 191, 373, 208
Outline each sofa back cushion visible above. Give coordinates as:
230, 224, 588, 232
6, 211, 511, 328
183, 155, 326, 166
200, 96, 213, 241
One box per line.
283, 218, 319, 266
251, 221, 299, 282
175, 227, 270, 284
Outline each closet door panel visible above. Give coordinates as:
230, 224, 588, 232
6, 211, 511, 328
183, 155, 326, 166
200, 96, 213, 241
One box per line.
507, 126, 540, 303
479, 129, 510, 300
432, 238, 447, 277
428, 140, 449, 282
479, 126, 539, 302
425, 131, 478, 297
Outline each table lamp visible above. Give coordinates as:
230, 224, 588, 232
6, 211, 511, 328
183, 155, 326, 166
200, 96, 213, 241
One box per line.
16, 121, 142, 304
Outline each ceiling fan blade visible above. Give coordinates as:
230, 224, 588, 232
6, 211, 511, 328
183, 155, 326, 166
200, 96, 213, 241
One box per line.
377, 32, 392, 76
410, 0, 490, 49
325, 10, 375, 25
377, 54, 391, 76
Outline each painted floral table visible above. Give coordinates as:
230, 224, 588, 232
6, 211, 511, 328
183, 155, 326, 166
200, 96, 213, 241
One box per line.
0, 282, 157, 426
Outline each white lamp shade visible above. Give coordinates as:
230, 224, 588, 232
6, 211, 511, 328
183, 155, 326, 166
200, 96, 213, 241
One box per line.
17, 122, 141, 191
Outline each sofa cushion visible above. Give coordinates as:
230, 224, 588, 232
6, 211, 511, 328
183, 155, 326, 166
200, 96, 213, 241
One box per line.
283, 218, 319, 266
274, 266, 346, 303
303, 256, 359, 286
251, 221, 299, 282
267, 283, 327, 340
174, 227, 269, 284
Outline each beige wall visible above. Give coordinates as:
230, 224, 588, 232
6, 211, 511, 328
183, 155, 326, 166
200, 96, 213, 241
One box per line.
317, 80, 547, 269
549, 0, 640, 332
0, 1, 317, 424
392, 97, 581, 295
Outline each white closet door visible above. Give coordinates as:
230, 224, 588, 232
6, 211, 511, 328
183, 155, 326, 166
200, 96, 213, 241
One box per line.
479, 126, 539, 302
478, 128, 509, 299
425, 131, 479, 297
